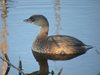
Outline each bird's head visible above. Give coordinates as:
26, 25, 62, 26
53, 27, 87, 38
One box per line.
24, 15, 49, 27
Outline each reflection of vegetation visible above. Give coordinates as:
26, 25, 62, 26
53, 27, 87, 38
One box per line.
4, 54, 11, 75
98, 73, 100, 75
0, 55, 26, 75
95, 50, 100, 75
58, 68, 63, 75
95, 50, 100, 55
1, 0, 7, 18
51, 70, 54, 75
19, 59, 23, 75
54, 0, 61, 34
0, 55, 63, 75
1, 0, 8, 75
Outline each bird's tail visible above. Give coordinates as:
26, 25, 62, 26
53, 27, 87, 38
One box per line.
85, 45, 93, 50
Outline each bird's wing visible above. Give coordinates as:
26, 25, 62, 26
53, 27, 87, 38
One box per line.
47, 35, 85, 46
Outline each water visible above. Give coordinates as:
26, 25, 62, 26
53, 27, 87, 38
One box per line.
0, 0, 100, 75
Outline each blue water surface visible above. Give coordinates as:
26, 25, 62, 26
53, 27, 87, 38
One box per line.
0, 0, 100, 75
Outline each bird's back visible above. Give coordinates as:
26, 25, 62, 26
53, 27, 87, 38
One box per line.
46, 35, 86, 54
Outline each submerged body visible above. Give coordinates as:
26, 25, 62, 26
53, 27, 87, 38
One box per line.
24, 15, 93, 60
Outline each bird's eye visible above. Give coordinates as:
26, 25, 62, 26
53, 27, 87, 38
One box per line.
32, 18, 35, 21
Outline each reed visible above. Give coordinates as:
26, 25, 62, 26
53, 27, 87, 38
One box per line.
1, 0, 8, 75
54, 0, 61, 34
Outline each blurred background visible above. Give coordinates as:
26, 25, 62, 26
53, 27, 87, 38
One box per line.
0, 0, 100, 75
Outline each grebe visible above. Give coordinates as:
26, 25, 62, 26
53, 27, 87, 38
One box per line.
24, 15, 93, 75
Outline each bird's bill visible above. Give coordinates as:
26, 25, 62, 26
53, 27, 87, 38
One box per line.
24, 18, 32, 23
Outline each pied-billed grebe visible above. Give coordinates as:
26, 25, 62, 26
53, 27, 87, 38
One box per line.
24, 15, 93, 60
24, 15, 93, 75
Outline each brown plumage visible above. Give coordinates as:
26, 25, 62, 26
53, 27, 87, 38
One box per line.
24, 15, 93, 60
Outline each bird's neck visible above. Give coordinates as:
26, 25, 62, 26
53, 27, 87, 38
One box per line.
36, 26, 49, 41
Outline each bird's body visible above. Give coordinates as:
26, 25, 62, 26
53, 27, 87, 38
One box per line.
24, 15, 92, 60
33, 34, 88, 60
